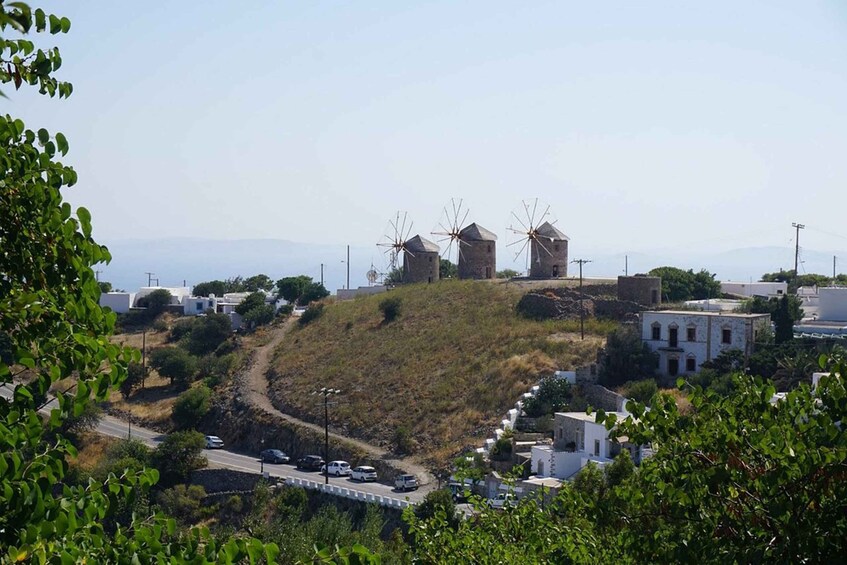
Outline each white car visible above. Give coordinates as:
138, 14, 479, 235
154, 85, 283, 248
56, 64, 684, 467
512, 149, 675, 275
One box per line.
487, 492, 516, 509
394, 474, 419, 491
322, 460, 352, 477
204, 435, 224, 449
351, 466, 378, 482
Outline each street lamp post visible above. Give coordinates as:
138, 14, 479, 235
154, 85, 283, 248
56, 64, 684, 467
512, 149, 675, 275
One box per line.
260, 438, 265, 476
314, 387, 341, 484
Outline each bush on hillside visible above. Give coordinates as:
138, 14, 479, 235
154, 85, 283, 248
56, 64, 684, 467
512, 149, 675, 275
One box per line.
619, 379, 658, 405
150, 347, 197, 389
299, 303, 324, 326
172, 385, 212, 429
186, 312, 232, 355
242, 304, 275, 328
151, 430, 208, 487
379, 296, 402, 322
522, 377, 573, 417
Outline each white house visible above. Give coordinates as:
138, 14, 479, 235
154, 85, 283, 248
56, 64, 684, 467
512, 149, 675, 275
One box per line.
133, 286, 191, 307
721, 281, 787, 298
818, 287, 847, 321
530, 411, 646, 480
99, 291, 136, 314
641, 311, 771, 377
182, 295, 217, 315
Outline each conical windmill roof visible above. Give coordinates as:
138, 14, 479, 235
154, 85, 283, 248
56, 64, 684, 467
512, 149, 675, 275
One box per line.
405, 235, 440, 253
536, 221, 569, 241
459, 222, 498, 242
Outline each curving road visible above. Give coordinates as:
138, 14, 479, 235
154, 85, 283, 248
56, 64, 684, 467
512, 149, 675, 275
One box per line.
0, 384, 428, 504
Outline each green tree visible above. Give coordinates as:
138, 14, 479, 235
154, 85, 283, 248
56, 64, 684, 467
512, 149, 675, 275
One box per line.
772, 294, 795, 344
156, 484, 208, 524
152, 430, 208, 487
242, 304, 275, 328
186, 311, 232, 355
243, 273, 274, 292
136, 288, 172, 316
415, 489, 460, 528
171, 385, 211, 429
150, 347, 197, 388
192, 279, 226, 297
522, 376, 573, 417
299, 281, 329, 305
648, 266, 719, 301
234, 291, 266, 315
440, 259, 458, 279
119, 361, 145, 398
599, 326, 658, 387
384, 267, 403, 285
497, 269, 520, 279
276, 275, 313, 302
0, 5, 278, 561
98, 280, 112, 293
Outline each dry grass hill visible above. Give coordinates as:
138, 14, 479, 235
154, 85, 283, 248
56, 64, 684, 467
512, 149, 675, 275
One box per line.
267, 280, 613, 467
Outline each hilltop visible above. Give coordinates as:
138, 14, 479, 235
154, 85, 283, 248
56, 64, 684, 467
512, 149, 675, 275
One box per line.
266, 280, 612, 467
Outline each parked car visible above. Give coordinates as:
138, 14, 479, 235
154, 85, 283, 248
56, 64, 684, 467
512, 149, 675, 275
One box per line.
260, 449, 290, 464
320, 460, 352, 476
296, 455, 325, 471
487, 492, 516, 509
205, 435, 224, 449
351, 466, 378, 482
394, 474, 419, 491
448, 482, 470, 502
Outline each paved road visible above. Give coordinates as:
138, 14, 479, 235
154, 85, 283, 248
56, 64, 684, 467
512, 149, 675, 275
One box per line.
1, 384, 427, 504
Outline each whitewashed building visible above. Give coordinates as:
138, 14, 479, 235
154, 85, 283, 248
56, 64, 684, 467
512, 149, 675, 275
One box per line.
530, 411, 646, 480
818, 287, 847, 321
99, 292, 136, 314
721, 281, 787, 298
641, 311, 771, 377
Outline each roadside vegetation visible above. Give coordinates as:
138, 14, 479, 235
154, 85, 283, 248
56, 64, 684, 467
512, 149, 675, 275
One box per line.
269, 280, 611, 466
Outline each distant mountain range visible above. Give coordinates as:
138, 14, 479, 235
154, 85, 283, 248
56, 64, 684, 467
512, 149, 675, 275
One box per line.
97, 238, 843, 294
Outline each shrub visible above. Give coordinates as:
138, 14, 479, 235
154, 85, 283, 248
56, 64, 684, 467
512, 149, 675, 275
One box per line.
136, 289, 172, 317
120, 361, 146, 398
169, 318, 195, 342
171, 385, 212, 430
235, 292, 266, 316
619, 379, 658, 405
599, 326, 658, 387
394, 425, 414, 454
299, 303, 324, 326
156, 484, 207, 524
378, 296, 402, 322
277, 304, 293, 317
242, 304, 275, 328
151, 430, 207, 487
522, 377, 573, 417
186, 312, 232, 355
490, 436, 513, 461
150, 347, 198, 389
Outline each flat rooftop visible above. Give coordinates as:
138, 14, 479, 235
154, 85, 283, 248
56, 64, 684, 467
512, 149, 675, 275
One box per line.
645, 310, 770, 319
554, 411, 629, 423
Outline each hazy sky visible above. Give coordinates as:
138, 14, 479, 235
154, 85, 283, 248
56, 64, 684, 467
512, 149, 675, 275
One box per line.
11, 1, 847, 265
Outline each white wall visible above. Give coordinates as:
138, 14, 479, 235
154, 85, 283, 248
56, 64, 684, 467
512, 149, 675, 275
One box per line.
721, 281, 787, 298
818, 287, 847, 321
182, 296, 216, 315
99, 292, 135, 314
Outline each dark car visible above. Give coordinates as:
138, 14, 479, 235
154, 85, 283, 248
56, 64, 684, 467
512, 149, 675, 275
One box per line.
260, 449, 290, 464
296, 455, 325, 471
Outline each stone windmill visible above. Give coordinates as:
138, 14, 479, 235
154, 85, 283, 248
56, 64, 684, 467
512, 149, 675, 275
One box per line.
432, 199, 497, 280
507, 199, 569, 278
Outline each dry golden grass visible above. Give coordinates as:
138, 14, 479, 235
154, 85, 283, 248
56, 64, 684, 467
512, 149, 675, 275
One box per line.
268, 280, 614, 466
68, 432, 116, 474
660, 387, 692, 414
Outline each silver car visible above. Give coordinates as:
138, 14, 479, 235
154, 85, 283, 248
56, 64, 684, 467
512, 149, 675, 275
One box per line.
351, 466, 378, 482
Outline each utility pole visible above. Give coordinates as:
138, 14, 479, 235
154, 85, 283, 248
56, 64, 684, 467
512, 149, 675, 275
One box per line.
314, 387, 341, 484
792, 222, 805, 274
834, 255, 837, 281
571, 259, 592, 340
145, 272, 155, 286
320, 263, 324, 287
346, 245, 350, 291
625, 255, 628, 276
141, 329, 147, 389
95, 269, 102, 282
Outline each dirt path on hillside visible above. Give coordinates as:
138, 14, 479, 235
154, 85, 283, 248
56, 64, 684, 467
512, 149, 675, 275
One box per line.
241, 318, 434, 485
